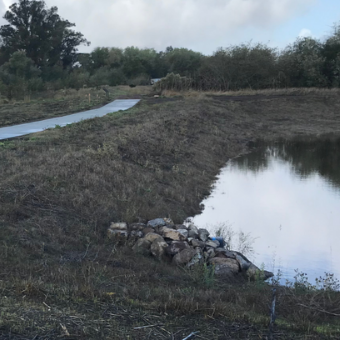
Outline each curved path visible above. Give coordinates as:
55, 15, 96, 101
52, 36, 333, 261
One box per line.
0, 99, 140, 141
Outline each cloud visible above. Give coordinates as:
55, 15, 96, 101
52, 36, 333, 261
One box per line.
0, 0, 317, 54
299, 28, 312, 37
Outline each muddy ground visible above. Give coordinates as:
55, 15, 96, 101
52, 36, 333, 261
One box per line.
1, 91, 340, 339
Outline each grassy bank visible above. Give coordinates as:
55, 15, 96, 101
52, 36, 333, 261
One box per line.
1, 90, 340, 339
0, 85, 150, 128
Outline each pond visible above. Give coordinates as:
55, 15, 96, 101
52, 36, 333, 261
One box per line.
190, 138, 340, 284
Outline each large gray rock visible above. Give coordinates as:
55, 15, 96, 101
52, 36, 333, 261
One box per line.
215, 248, 237, 259
204, 248, 215, 261
198, 229, 210, 242
190, 239, 205, 248
209, 257, 240, 275
246, 263, 274, 281
147, 218, 166, 228
161, 227, 187, 241
188, 225, 199, 238
132, 238, 151, 256
173, 248, 196, 266
144, 232, 164, 243
177, 229, 189, 239
233, 252, 251, 272
166, 241, 190, 256
205, 240, 219, 248
174, 224, 187, 230
151, 239, 168, 261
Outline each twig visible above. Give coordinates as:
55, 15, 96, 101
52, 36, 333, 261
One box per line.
182, 331, 200, 340
298, 303, 340, 317
134, 324, 163, 330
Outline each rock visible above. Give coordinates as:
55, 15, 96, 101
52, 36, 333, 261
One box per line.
173, 248, 196, 266
147, 218, 166, 228
109, 222, 128, 230
188, 225, 199, 238
132, 238, 152, 256
177, 229, 188, 239
142, 227, 154, 235
246, 263, 274, 281
163, 217, 174, 225
204, 248, 215, 260
165, 241, 190, 256
187, 250, 204, 268
161, 227, 187, 241
198, 229, 210, 242
107, 229, 128, 239
215, 248, 236, 259
175, 224, 187, 230
130, 230, 143, 238
209, 257, 240, 275
130, 223, 146, 230
205, 240, 219, 248
190, 239, 205, 248
188, 223, 197, 230
144, 232, 164, 243
151, 239, 168, 261
233, 252, 251, 272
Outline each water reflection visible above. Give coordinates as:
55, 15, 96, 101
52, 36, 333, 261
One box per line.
192, 139, 340, 284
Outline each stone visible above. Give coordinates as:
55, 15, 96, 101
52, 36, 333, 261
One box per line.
173, 248, 196, 266
151, 239, 168, 261
130, 223, 146, 231
130, 230, 143, 238
107, 229, 128, 239
215, 248, 236, 259
204, 248, 215, 260
205, 240, 219, 248
132, 238, 151, 256
190, 239, 205, 248
177, 229, 188, 239
188, 225, 199, 238
147, 218, 166, 228
161, 227, 187, 241
187, 251, 204, 268
209, 257, 240, 275
198, 228, 210, 242
233, 252, 251, 272
175, 224, 187, 230
142, 227, 154, 235
109, 222, 128, 230
144, 232, 164, 243
165, 241, 190, 256
246, 263, 274, 281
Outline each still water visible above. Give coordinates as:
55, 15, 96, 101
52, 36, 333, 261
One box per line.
191, 139, 340, 284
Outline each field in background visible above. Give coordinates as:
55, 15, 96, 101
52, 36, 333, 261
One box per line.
1, 90, 340, 338
0, 85, 152, 128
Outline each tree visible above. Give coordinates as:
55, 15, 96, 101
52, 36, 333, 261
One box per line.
0, 0, 90, 69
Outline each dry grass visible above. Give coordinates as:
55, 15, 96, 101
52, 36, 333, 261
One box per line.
1, 92, 340, 338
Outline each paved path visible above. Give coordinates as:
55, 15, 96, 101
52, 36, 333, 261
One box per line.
0, 99, 140, 141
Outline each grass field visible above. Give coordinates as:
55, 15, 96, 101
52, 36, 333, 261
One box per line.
1, 89, 340, 339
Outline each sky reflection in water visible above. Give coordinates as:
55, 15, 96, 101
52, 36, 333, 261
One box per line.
192, 140, 340, 284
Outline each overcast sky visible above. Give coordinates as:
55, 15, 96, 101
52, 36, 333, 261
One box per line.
0, 0, 340, 55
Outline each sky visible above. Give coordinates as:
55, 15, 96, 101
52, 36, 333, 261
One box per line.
0, 0, 340, 55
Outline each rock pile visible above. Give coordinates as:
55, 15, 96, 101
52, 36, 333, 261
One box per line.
107, 218, 273, 281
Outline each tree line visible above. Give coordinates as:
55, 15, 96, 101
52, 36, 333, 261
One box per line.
0, 0, 340, 99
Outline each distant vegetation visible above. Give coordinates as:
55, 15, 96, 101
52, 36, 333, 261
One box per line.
1, 0, 340, 100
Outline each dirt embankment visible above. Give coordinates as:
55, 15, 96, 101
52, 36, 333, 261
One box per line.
1, 91, 340, 339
